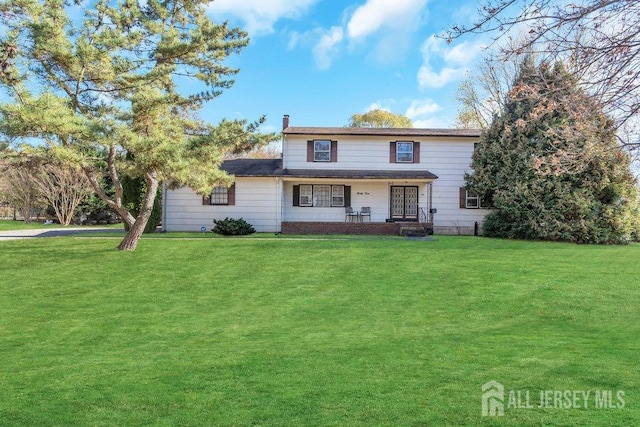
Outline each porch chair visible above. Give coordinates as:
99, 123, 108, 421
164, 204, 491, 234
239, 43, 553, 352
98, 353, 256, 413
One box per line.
360, 207, 371, 222
345, 207, 359, 222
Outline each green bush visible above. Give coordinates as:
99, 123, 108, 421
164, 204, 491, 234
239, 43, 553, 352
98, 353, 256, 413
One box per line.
212, 217, 255, 236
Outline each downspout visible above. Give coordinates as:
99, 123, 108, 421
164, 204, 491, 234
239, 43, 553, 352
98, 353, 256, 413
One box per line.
275, 177, 281, 234
161, 181, 167, 232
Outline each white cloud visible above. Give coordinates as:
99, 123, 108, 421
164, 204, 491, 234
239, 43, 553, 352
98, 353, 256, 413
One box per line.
346, 0, 428, 40
312, 26, 344, 70
405, 99, 441, 119
366, 102, 389, 112
417, 35, 484, 89
207, 0, 318, 35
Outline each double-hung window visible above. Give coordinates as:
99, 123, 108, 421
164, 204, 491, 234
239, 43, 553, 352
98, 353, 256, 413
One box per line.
332, 186, 344, 206
465, 191, 480, 208
299, 185, 313, 207
396, 141, 414, 163
459, 188, 481, 209
314, 140, 331, 162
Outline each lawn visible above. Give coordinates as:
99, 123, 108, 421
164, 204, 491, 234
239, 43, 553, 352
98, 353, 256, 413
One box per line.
0, 235, 637, 425
0, 220, 123, 231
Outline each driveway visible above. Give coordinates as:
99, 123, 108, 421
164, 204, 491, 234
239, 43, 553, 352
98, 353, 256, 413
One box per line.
0, 227, 122, 241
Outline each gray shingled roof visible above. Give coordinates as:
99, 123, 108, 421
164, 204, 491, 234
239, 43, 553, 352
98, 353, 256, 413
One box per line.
219, 159, 438, 180
283, 127, 481, 137
275, 169, 438, 180
220, 158, 282, 176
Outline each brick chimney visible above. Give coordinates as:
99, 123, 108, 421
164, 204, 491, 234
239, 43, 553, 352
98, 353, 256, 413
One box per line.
282, 114, 290, 130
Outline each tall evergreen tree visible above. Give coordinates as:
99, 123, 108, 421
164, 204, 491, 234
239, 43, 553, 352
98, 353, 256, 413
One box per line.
0, 0, 278, 250
467, 57, 640, 243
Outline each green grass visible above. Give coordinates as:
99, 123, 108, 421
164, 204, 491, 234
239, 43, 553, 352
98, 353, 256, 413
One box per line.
0, 220, 124, 231
0, 236, 637, 425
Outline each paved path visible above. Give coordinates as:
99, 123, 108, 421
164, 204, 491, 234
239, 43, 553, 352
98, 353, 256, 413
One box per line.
0, 227, 122, 241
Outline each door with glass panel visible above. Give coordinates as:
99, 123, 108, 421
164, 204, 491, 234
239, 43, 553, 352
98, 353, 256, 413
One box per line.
391, 186, 419, 220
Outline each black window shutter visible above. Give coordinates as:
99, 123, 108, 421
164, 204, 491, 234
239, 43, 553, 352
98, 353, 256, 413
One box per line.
293, 185, 300, 206
413, 141, 420, 163
459, 187, 466, 208
390, 142, 396, 163
202, 194, 211, 205
344, 186, 351, 207
331, 140, 337, 162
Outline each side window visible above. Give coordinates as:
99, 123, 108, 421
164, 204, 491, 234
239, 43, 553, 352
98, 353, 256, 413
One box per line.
459, 187, 481, 209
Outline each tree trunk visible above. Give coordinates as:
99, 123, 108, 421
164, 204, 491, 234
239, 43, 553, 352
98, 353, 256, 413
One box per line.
117, 173, 159, 251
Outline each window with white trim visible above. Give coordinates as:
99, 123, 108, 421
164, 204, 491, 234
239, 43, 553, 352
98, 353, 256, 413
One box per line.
396, 141, 414, 162
296, 185, 346, 207
314, 140, 331, 162
466, 191, 480, 209
299, 185, 313, 206
332, 186, 344, 206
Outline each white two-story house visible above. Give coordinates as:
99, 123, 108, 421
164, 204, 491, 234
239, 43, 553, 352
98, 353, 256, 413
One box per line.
163, 115, 490, 235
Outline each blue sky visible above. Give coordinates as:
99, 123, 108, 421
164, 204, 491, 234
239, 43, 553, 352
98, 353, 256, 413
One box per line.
203, 0, 488, 133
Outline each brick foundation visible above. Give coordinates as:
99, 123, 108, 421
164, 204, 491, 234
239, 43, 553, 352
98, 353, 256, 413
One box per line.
281, 221, 429, 235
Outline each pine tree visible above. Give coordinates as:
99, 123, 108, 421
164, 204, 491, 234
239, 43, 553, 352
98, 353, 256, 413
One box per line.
0, 0, 278, 250
467, 57, 640, 243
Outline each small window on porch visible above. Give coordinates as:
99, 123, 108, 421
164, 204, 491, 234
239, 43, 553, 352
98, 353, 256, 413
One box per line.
332, 186, 344, 207
293, 185, 349, 207
299, 185, 313, 206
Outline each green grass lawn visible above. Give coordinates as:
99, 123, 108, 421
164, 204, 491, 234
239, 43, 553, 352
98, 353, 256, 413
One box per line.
0, 236, 637, 426
0, 220, 124, 231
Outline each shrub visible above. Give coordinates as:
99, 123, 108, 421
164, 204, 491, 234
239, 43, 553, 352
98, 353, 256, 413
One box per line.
212, 217, 255, 236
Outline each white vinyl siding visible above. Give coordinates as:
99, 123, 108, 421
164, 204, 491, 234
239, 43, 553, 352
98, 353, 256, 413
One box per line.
165, 178, 278, 232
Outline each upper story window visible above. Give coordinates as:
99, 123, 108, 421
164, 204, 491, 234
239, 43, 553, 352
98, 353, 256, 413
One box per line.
314, 140, 331, 161
308, 140, 337, 162
390, 141, 420, 163
396, 142, 414, 162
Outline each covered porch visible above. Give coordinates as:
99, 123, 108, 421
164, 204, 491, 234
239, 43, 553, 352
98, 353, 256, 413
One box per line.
277, 168, 437, 235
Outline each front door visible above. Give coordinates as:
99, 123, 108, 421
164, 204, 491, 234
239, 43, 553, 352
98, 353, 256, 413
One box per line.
391, 186, 418, 220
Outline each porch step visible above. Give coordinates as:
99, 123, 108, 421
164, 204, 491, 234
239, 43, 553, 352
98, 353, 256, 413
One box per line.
399, 225, 428, 237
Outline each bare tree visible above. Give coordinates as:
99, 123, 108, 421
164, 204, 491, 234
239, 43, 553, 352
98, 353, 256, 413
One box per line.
445, 0, 640, 146
0, 158, 45, 222
32, 163, 93, 226
454, 44, 530, 129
